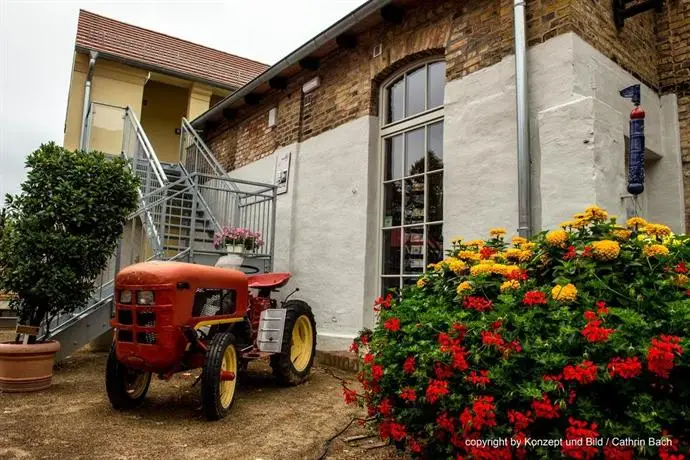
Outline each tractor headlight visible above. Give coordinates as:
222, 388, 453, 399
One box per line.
119, 290, 133, 304
137, 290, 155, 305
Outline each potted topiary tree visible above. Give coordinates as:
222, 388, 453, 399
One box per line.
0, 142, 138, 392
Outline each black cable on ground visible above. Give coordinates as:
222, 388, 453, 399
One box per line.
315, 416, 358, 460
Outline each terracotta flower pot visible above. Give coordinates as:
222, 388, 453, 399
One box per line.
0, 340, 60, 392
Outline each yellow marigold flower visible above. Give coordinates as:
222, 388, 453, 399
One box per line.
457, 250, 481, 262
551, 283, 577, 303
644, 223, 672, 238
591, 240, 620, 261
512, 236, 528, 247
560, 221, 574, 229
612, 228, 632, 240
573, 212, 587, 220
518, 250, 533, 263
626, 217, 648, 229
673, 274, 689, 287
571, 219, 588, 229
644, 244, 669, 258
456, 281, 473, 295
451, 236, 463, 245
489, 227, 507, 238
417, 278, 427, 288
520, 242, 537, 251
447, 258, 468, 274
465, 239, 486, 248
546, 229, 569, 248
584, 205, 609, 222
470, 263, 494, 277
504, 248, 523, 261
500, 280, 520, 292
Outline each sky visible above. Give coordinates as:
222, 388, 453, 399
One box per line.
0, 0, 367, 206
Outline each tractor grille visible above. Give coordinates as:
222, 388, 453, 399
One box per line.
137, 311, 155, 327
118, 310, 133, 325
118, 330, 133, 342
137, 332, 156, 345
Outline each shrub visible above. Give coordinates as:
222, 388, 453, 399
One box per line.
0, 143, 138, 341
346, 207, 690, 459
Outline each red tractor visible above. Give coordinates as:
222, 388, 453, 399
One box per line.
105, 261, 316, 420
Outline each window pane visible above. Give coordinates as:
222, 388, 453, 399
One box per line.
387, 76, 404, 123
383, 181, 402, 227
385, 135, 403, 180
403, 226, 425, 274
382, 229, 401, 274
427, 61, 445, 109
381, 277, 400, 296
404, 176, 425, 225
427, 172, 443, 222
405, 128, 425, 176
427, 122, 443, 171
402, 277, 418, 289
427, 224, 443, 265
405, 66, 425, 117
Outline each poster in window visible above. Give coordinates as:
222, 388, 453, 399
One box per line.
274, 151, 291, 195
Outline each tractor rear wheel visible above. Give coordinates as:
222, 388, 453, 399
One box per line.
201, 332, 239, 420
105, 342, 151, 410
270, 300, 316, 385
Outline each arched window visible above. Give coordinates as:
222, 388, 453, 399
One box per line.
380, 60, 445, 295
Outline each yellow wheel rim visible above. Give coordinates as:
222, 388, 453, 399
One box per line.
126, 371, 149, 399
291, 315, 313, 372
219, 345, 237, 409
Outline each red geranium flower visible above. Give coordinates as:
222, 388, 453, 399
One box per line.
460, 396, 496, 433
378, 398, 393, 416
563, 245, 577, 261
363, 353, 375, 365
463, 296, 493, 312
532, 394, 560, 419
582, 245, 593, 257
349, 341, 359, 353
523, 290, 547, 306
647, 335, 684, 378
400, 387, 416, 402
481, 330, 504, 347
563, 361, 598, 384
403, 356, 416, 374
434, 362, 453, 380
466, 370, 491, 386
384, 317, 401, 332
561, 418, 599, 460
408, 439, 423, 453
343, 386, 358, 404
596, 301, 609, 315
582, 320, 615, 343
379, 421, 407, 442
603, 446, 635, 460
675, 262, 688, 274
371, 364, 384, 381
608, 357, 642, 379
452, 348, 469, 371
507, 409, 533, 431
436, 411, 455, 432
507, 268, 529, 281
373, 293, 393, 311
425, 379, 449, 404
438, 332, 461, 352
451, 323, 468, 339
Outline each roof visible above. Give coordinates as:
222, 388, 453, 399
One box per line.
76, 10, 269, 90
192, 0, 400, 127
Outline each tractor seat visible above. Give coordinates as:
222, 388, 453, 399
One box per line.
247, 273, 291, 290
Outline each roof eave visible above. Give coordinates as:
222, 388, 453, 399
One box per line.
190, 0, 393, 129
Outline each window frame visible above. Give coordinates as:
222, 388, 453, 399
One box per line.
377, 59, 446, 295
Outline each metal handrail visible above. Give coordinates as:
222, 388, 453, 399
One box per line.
181, 118, 231, 179
125, 106, 168, 185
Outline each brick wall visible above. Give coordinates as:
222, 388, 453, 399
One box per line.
206, 0, 669, 174
658, 0, 690, 229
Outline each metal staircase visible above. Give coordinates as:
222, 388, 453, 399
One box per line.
42, 103, 276, 361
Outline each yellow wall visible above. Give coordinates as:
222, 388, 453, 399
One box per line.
63, 52, 228, 160
63, 52, 148, 155
140, 81, 189, 163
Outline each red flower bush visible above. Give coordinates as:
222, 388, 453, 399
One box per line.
345, 208, 690, 458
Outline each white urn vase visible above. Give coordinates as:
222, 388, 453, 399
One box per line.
216, 244, 244, 269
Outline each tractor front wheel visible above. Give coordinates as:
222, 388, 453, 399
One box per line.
105, 342, 151, 410
270, 300, 316, 385
201, 332, 239, 420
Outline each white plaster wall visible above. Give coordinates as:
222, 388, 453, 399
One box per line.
444, 32, 684, 240
228, 117, 376, 350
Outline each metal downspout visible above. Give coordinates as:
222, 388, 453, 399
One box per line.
514, 0, 532, 237
79, 50, 98, 151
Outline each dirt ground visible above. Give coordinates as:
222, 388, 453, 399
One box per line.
0, 342, 404, 460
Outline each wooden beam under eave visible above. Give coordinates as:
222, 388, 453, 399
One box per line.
269, 76, 288, 90
380, 4, 404, 24
244, 93, 262, 105
336, 33, 357, 49
298, 57, 320, 71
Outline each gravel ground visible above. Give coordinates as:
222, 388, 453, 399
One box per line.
0, 341, 403, 460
